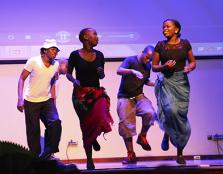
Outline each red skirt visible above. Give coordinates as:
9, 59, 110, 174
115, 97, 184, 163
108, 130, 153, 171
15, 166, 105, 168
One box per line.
72, 87, 113, 147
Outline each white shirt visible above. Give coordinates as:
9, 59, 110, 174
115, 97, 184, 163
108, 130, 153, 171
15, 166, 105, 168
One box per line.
24, 56, 59, 102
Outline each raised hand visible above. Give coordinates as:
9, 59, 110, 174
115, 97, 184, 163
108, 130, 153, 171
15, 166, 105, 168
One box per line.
132, 69, 144, 79
164, 60, 176, 69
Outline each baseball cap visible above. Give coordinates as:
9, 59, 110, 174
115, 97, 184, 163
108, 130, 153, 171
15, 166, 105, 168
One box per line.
41, 39, 60, 51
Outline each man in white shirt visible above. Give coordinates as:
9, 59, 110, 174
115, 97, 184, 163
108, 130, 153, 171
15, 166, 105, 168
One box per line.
17, 39, 62, 160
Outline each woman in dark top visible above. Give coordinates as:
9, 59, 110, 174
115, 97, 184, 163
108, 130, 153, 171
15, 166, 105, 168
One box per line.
152, 19, 196, 164
66, 28, 113, 170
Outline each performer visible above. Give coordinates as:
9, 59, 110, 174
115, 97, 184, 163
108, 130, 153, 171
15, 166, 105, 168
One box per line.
152, 19, 196, 164
17, 39, 62, 160
117, 45, 156, 164
66, 28, 113, 170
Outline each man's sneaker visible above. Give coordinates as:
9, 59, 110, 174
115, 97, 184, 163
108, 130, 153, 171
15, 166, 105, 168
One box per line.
40, 152, 60, 161
161, 134, 169, 151
92, 140, 101, 151
122, 151, 137, 164
137, 134, 151, 151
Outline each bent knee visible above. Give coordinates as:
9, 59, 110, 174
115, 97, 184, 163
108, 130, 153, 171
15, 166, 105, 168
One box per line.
119, 122, 136, 138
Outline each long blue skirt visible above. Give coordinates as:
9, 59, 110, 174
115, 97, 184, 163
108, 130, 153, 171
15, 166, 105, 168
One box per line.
155, 71, 191, 150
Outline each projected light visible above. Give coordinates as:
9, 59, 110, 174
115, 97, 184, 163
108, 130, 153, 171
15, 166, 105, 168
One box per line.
0, 0, 223, 60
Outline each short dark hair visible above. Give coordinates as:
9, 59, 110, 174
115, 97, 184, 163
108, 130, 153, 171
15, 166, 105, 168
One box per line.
142, 45, 154, 53
164, 19, 181, 37
79, 28, 92, 43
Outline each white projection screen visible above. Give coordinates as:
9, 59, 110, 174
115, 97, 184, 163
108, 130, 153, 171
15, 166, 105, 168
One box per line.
0, 0, 223, 61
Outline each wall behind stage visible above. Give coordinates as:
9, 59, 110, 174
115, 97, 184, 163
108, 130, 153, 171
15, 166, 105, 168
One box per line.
0, 59, 223, 160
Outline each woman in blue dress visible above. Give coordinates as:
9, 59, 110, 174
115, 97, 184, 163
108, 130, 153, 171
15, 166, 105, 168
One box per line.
152, 19, 196, 164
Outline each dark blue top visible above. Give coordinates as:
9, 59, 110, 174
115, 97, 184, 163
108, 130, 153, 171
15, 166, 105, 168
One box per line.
118, 56, 151, 98
155, 39, 192, 75
67, 50, 104, 87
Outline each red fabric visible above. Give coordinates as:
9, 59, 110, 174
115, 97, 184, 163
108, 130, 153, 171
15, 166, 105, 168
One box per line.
74, 87, 113, 148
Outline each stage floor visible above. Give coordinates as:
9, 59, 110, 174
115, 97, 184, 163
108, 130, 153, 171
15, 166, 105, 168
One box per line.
74, 159, 223, 170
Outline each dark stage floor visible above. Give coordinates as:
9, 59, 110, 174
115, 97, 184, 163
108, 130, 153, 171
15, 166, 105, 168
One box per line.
67, 158, 223, 174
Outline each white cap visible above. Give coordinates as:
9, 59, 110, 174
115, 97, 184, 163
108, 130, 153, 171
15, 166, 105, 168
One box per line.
41, 39, 60, 51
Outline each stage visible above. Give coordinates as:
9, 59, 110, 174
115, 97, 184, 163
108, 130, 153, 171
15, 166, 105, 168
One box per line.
64, 157, 223, 174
